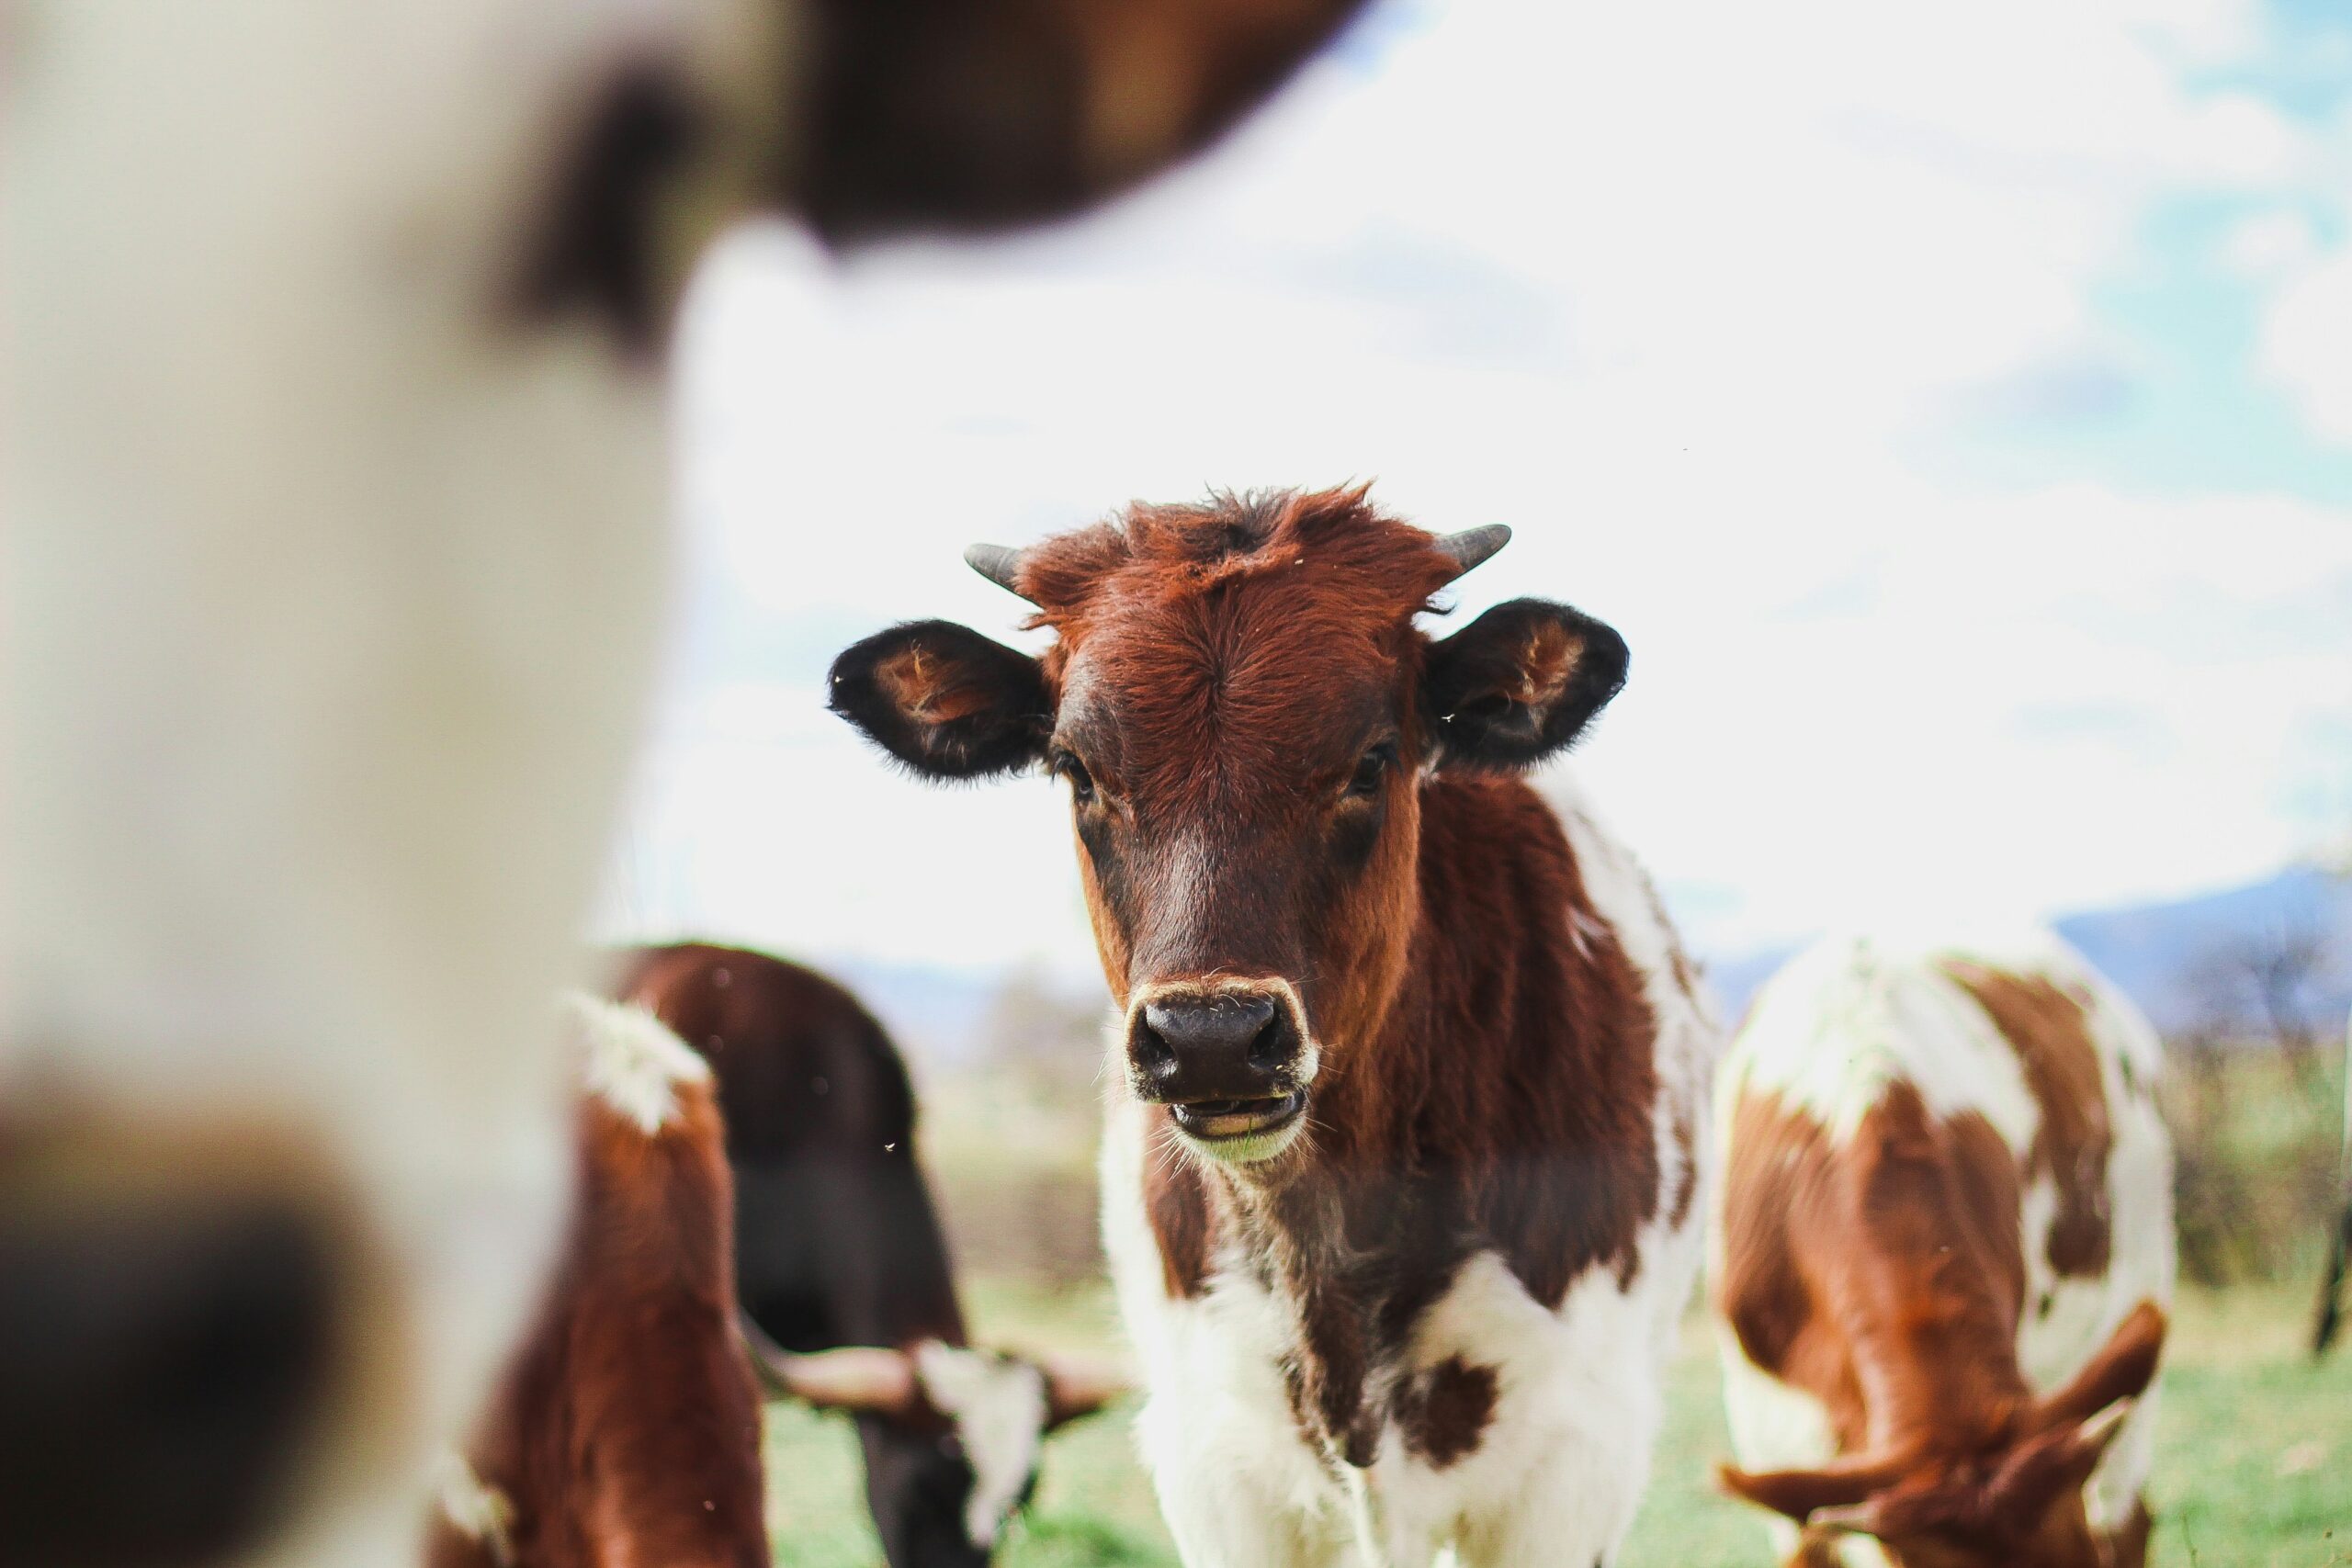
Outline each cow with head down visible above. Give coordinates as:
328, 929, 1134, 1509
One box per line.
616, 942, 1121, 1567
1713, 933, 2176, 1568
829, 487, 1719, 1568
5, 6, 1374, 1565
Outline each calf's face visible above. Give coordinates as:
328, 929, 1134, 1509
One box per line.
831, 490, 1626, 1168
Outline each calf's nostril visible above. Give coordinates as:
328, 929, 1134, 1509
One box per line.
0, 1195, 337, 1568
1245, 1012, 1293, 1072
1130, 1014, 1178, 1076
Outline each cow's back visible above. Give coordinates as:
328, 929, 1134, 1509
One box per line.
1713, 931, 2174, 1544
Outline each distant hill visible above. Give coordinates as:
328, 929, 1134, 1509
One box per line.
2054, 863, 2351, 1042
1698, 864, 2352, 1044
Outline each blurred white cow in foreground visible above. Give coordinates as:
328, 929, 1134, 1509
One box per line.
0, 4, 1367, 1564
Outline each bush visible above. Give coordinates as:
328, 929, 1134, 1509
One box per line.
2162, 1038, 2346, 1287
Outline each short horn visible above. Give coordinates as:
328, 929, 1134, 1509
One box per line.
1433, 525, 1511, 581
1038, 1350, 1134, 1428
741, 1318, 919, 1416
964, 543, 1029, 599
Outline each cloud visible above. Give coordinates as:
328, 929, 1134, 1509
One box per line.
2261, 241, 2352, 444
2222, 209, 2321, 279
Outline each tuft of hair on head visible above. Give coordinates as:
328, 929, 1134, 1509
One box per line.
563, 993, 710, 1134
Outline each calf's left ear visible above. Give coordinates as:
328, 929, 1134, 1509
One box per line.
830, 620, 1051, 780
1423, 598, 1628, 770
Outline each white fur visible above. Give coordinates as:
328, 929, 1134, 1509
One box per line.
568, 994, 711, 1134
914, 1342, 1051, 1550
431, 1448, 516, 1565
1102, 768, 1719, 1566
5, 5, 778, 1564
1713, 931, 2177, 1561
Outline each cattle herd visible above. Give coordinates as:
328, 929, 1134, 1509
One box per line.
5, 5, 2185, 1568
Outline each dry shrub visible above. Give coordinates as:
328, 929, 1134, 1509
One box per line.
2161, 1038, 2346, 1287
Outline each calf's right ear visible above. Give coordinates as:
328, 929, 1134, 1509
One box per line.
829, 620, 1051, 780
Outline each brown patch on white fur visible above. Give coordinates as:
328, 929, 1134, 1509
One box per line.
1394, 1355, 1499, 1470
1940, 962, 2115, 1279
1716, 1077, 2165, 1568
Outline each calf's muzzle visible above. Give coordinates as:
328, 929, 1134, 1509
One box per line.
1125, 987, 1311, 1155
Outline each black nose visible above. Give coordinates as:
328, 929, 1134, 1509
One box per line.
0, 1194, 337, 1568
1130, 992, 1300, 1102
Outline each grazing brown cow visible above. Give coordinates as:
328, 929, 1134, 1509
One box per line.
615, 943, 1121, 1567
426, 996, 766, 1568
827, 488, 1719, 1567
8, 6, 1374, 1563
1713, 933, 2176, 1568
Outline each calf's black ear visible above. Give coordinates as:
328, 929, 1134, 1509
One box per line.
1423, 599, 1628, 771
829, 620, 1050, 780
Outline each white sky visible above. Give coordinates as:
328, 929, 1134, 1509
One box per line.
605, 0, 2352, 983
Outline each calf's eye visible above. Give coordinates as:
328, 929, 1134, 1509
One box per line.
1345, 745, 1395, 800
1053, 751, 1096, 805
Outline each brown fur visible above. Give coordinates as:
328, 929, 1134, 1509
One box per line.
1394, 1356, 1499, 1471
1939, 962, 2114, 1279
613, 943, 967, 1351
1142, 1122, 1216, 1298
1716, 1063, 2165, 1568
425, 1046, 766, 1568
613, 944, 1005, 1568
1023, 491, 1662, 1465
1721, 1085, 2030, 1460
790, 0, 1375, 240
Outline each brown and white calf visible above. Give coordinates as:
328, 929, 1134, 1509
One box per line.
616, 942, 1122, 1567
427, 996, 767, 1568
828, 488, 1718, 1567
1713, 934, 2176, 1568
6, 7, 1370, 1563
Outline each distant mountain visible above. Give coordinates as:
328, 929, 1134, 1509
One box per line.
2054, 864, 2352, 1042
1697, 864, 2352, 1044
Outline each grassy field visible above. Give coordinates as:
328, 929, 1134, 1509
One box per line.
760, 1277, 2352, 1568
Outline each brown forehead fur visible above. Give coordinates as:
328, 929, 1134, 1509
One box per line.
1014, 487, 1460, 780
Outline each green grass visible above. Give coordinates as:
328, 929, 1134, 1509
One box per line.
762, 1280, 2352, 1567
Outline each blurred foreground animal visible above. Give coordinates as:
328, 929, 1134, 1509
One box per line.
829, 489, 1719, 1567
426, 998, 765, 1568
616, 943, 1122, 1567
1713, 934, 2175, 1568
3, 5, 1370, 1564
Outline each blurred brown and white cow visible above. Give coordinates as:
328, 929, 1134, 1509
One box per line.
427, 997, 766, 1568
616, 943, 1121, 1568
1713, 934, 2176, 1568
4, 6, 1369, 1565
828, 488, 1719, 1567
